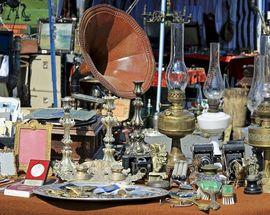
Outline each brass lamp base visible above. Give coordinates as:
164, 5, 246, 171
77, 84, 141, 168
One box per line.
248, 99, 270, 193
158, 90, 195, 168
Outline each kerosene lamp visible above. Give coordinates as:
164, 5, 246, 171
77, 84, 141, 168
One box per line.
248, 35, 270, 193
197, 43, 230, 158
158, 19, 195, 169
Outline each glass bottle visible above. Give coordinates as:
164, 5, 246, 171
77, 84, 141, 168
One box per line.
247, 55, 264, 114
166, 23, 188, 91
203, 43, 225, 103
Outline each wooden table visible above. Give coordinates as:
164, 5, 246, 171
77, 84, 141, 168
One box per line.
0, 187, 269, 215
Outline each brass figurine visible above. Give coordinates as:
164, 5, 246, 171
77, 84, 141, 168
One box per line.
148, 143, 168, 182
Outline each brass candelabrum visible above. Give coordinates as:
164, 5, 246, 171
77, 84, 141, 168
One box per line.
102, 94, 118, 162
158, 90, 195, 168
248, 98, 270, 193
125, 81, 150, 156
142, 1, 192, 24
53, 97, 76, 180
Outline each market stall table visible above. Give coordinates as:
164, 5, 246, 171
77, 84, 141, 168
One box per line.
0, 188, 269, 215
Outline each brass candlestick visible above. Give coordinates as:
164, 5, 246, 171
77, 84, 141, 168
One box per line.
249, 98, 270, 193
158, 90, 195, 167
102, 94, 118, 162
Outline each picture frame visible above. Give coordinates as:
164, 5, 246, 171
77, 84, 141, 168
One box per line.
38, 19, 76, 53
14, 120, 53, 172
24, 159, 50, 186
0, 147, 17, 177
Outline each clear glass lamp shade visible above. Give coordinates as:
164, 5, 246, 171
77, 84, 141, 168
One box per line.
166, 23, 188, 91
203, 43, 225, 100
247, 55, 264, 114
166, 61, 188, 91
259, 35, 270, 101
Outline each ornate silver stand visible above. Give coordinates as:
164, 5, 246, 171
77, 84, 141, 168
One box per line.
53, 97, 76, 180
102, 94, 118, 162
125, 81, 149, 156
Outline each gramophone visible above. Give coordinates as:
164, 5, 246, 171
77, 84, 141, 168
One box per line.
79, 5, 155, 174
79, 4, 155, 99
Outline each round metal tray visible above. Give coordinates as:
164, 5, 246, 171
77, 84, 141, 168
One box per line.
34, 181, 169, 201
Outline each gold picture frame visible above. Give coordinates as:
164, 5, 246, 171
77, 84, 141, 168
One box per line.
14, 120, 53, 172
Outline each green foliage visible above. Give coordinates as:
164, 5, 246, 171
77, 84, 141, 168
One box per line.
1, 0, 58, 27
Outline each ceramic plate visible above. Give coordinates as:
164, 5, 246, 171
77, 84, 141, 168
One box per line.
34, 181, 169, 201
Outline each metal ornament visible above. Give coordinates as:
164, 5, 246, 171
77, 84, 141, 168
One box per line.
158, 90, 195, 167
197, 179, 222, 210
53, 97, 77, 180
248, 98, 270, 193
148, 143, 168, 182
244, 154, 262, 194
101, 94, 118, 162
125, 81, 150, 156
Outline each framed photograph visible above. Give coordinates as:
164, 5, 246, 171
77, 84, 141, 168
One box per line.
38, 20, 76, 53
0, 147, 16, 177
14, 120, 53, 172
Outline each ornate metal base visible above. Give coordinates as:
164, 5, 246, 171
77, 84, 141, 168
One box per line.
103, 147, 116, 162
244, 175, 262, 194
248, 127, 270, 193
148, 172, 168, 182
158, 90, 195, 170
167, 147, 185, 168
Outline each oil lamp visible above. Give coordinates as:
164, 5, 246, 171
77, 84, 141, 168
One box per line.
158, 21, 195, 169
197, 43, 230, 157
248, 35, 270, 193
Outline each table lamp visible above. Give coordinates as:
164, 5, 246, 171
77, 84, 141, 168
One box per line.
197, 43, 230, 156
248, 36, 270, 192
158, 21, 195, 169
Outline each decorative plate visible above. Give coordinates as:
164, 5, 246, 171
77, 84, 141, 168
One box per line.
34, 181, 169, 201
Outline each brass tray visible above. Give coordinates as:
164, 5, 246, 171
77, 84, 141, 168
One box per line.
34, 181, 169, 201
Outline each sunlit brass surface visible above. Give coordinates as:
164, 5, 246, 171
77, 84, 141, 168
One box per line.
201, 164, 219, 176
158, 90, 195, 166
248, 99, 270, 193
